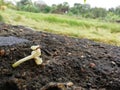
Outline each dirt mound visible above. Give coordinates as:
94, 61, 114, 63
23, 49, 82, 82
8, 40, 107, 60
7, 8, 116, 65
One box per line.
0, 23, 120, 90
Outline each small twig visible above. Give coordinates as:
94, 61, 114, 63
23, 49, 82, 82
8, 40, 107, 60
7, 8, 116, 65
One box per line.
12, 45, 43, 68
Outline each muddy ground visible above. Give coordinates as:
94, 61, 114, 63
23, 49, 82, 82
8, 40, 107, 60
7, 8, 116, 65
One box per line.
0, 23, 120, 90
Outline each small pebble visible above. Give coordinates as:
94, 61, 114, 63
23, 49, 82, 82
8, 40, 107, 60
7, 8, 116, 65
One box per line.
74, 87, 82, 90
0, 49, 5, 56
89, 63, 96, 68
10, 48, 15, 51
68, 53, 72, 55
42, 34, 47, 37
81, 55, 85, 58
111, 61, 116, 65
66, 82, 74, 87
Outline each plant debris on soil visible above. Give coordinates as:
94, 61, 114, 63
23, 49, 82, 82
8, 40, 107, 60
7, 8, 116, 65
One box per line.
0, 22, 120, 90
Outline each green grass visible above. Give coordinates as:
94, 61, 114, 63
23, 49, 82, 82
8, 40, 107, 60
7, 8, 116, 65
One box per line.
1, 9, 120, 46
0, 14, 4, 22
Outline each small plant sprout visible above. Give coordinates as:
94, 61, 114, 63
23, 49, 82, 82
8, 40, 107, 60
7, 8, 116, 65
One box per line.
12, 45, 43, 68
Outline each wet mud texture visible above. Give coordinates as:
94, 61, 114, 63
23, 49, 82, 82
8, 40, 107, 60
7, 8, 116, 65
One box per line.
0, 23, 120, 90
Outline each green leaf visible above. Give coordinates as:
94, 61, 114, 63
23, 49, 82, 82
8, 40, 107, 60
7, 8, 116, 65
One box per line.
84, 0, 86, 3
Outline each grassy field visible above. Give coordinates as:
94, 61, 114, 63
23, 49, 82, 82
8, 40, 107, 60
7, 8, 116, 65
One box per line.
1, 9, 120, 46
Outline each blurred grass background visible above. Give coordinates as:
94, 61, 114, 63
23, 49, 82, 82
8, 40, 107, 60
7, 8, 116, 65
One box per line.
0, 9, 120, 46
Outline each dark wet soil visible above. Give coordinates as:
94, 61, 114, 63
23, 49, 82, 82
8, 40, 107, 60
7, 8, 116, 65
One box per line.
0, 23, 120, 90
